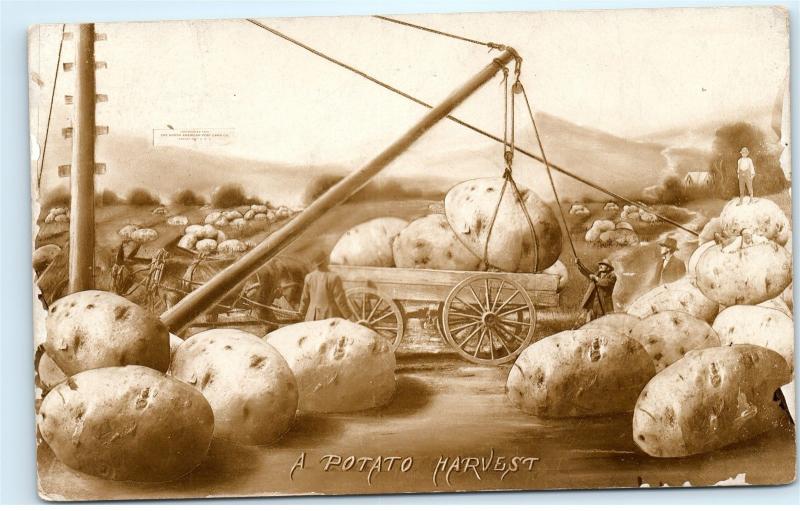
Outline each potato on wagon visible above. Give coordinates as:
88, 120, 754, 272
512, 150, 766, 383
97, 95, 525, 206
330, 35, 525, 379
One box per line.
171, 329, 298, 445
330, 217, 408, 267
444, 177, 562, 272
37, 365, 214, 482
542, 259, 569, 292
392, 214, 480, 270
45, 291, 170, 376
506, 328, 655, 417
633, 345, 791, 458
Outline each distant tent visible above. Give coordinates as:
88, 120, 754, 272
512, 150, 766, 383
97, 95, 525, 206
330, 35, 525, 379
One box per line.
683, 171, 714, 187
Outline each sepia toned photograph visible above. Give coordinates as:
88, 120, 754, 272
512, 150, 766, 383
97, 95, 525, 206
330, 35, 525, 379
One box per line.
28, 6, 794, 501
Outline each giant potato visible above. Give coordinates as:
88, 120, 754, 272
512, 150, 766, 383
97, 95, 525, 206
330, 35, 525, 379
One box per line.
698, 217, 722, 244
542, 259, 569, 292
265, 318, 396, 412
330, 217, 409, 267
695, 241, 792, 306
444, 177, 562, 272
37, 366, 214, 481
719, 198, 790, 245
506, 329, 655, 417
626, 277, 718, 323
171, 329, 298, 445
45, 291, 170, 376
36, 351, 66, 393
392, 214, 480, 270
630, 311, 720, 372
579, 312, 641, 337
756, 296, 792, 316
33, 244, 61, 274
687, 240, 715, 276
712, 305, 794, 373
782, 282, 793, 313
633, 345, 790, 457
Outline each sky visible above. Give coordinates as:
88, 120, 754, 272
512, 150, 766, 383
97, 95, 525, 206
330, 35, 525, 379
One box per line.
28, 6, 789, 197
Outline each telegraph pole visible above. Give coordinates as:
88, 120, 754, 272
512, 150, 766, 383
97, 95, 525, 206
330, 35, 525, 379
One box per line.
67, 24, 97, 293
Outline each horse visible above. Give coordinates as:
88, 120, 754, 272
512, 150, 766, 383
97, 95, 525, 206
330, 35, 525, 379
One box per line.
155, 252, 310, 330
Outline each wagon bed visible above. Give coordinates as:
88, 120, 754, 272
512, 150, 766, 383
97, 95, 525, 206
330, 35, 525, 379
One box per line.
331, 264, 560, 365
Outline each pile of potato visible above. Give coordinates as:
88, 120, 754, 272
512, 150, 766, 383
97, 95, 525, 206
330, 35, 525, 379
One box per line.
37, 291, 213, 482
37, 291, 398, 481
178, 223, 249, 255
43, 207, 70, 224
118, 224, 159, 243
621, 204, 658, 223
167, 215, 189, 226
508, 198, 794, 457
585, 219, 639, 247
569, 203, 590, 217
329, 177, 566, 277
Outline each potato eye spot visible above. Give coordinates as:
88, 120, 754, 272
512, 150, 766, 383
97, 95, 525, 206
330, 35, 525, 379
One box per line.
114, 305, 130, 321
249, 355, 266, 369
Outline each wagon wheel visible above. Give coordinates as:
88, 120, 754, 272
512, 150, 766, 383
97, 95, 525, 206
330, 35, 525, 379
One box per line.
346, 287, 405, 351
442, 275, 536, 365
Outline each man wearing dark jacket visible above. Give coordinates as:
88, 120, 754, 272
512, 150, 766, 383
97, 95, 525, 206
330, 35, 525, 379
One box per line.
298, 252, 353, 322
576, 258, 617, 323
655, 237, 685, 285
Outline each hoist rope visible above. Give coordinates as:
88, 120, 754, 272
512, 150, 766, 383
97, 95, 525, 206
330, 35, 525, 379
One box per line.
373, 15, 491, 47
243, 18, 699, 237
37, 23, 66, 189
482, 66, 539, 273
518, 81, 580, 261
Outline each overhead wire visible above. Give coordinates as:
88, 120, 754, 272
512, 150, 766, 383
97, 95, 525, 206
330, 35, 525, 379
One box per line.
244, 18, 699, 237
37, 23, 66, 189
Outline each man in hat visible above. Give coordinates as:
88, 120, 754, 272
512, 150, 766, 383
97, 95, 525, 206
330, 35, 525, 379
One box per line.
298, 251, 354, 322
656, 236, 685, 285
737, 147, 757, 205
576, 258, 617, 324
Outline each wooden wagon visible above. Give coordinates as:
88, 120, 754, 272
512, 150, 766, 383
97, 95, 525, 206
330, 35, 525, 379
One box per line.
332, 264, 560, 365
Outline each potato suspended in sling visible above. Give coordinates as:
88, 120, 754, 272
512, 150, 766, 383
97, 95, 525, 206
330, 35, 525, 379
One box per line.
444, 177, 562, 272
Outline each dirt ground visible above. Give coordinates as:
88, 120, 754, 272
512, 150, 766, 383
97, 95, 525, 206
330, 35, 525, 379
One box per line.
37, 320, 796, 501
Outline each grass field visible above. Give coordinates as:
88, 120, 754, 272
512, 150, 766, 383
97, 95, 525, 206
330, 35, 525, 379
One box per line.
34, 189, 792, 334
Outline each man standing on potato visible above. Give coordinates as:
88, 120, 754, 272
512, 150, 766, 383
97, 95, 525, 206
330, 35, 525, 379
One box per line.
298, 252, 354, 322
576, 258, 617, 324
737, 146, 757, 205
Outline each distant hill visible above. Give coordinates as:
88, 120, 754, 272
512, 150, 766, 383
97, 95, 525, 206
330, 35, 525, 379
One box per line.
87, 136, 350, 207
414, 111, 671, 202
40, 112, 688, 207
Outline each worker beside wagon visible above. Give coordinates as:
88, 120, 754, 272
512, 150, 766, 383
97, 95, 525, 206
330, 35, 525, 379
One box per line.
298, 252, 354, 322
576, 258, 617, 324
